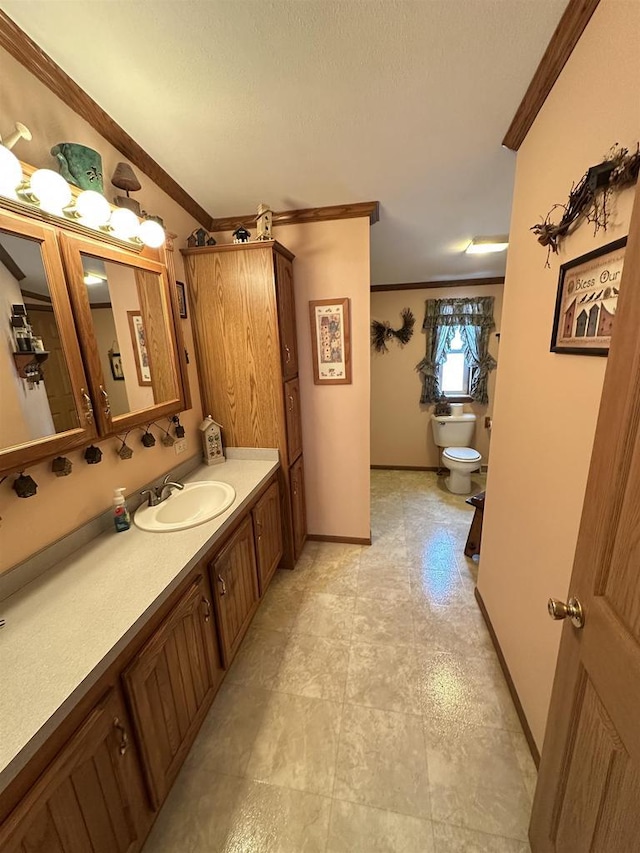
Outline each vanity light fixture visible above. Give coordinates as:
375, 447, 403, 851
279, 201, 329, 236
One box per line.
72, 190, 111, 228
138, 218, 165, 248
109, 207, 140, 240
25, 169, 72, 216
0, 145, 23, 199
0, 154, 166, 248
465, 236, 509, 255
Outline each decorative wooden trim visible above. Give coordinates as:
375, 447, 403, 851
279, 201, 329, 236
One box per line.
0, 243, 25, 280
182, 239, 295, 263
371, 465, 440, 471
372, 276, 505, 293
209, 201, 380, 232
20, 289, 50, 303
0, 11, 212, 228
502, 0, 601, 151
306, 534, 372, 546
474, 587, 541, 768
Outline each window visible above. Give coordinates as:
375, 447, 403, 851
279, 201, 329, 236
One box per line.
439, 327, 470, 396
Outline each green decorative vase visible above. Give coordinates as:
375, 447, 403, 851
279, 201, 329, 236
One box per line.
50, 143, 104, 192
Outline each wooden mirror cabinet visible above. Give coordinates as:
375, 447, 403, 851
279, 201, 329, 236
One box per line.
0, 206, 189, 477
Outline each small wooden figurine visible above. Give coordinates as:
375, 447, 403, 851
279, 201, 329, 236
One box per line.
51, 456, 73, 477
232, 225, 251, 244
256, 203, 273, 241
13, 473, 37, 498
84, 445, 103, 464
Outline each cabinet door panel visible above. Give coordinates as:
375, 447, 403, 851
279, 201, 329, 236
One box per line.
284, 377, 302, 464
253, 481, 283, 594
122, 576, 223, 809
275, 252, 298, 379
0, 211, 97, 477
210, 517, 260, 666
0, 690, 147, 853
290, 456, 307, 559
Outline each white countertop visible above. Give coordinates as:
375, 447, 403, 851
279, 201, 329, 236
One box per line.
0, 452, 279, 793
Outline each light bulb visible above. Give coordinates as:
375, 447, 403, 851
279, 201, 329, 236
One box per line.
109, 207, 139, 240
138, 218, 165, 248
84, 273, 104, 286
29, 169, 72, 215
0, 144, 24, 199
75, 190, 111, 227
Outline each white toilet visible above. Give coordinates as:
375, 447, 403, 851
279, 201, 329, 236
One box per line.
430, 404, 482, 495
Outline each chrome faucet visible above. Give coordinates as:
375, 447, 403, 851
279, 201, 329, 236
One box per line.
140, 474, 184, 508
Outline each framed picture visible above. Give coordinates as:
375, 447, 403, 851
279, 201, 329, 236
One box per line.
550, 237, 627, 356
309, 297, 352, 384
127, 311, 152, 385
176, 281, 187, 319
108, 349, 124, 381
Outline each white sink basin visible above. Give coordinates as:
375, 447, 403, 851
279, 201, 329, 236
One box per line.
134, 481, 236, 532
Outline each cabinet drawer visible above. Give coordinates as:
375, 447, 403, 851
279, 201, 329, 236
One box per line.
284, 376, 302, 464
122, 575, 223, 809
210, 516, 260, 667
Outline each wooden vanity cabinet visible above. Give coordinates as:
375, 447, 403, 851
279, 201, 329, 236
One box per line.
0, 689, 149, 853
122, 575, 223, 809
209, 516, 260, 667
184, 241, 307, 568
252, 480, 283, 594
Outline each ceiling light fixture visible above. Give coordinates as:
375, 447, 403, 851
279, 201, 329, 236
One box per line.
138, 218, 166, 249
465, 237, 509, 255
73, 190, 112, 228
25, 169, 72, 216
83, 273, 105, 286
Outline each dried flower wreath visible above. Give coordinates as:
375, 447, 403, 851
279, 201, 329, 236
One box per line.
371, 307, 415, 353
531, 143, 640, 265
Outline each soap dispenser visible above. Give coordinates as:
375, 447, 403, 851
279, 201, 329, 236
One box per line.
113, 487, 131, 532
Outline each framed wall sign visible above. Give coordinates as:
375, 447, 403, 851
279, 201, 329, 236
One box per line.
309, 297, 352, 384
108, 349, 124, 381
550, 237, 627, 356
176, 281, 187, 319
127, 311, 152, 385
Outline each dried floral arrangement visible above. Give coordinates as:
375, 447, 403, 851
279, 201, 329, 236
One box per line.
531, 143, 640, 264
371, 307, 415, 353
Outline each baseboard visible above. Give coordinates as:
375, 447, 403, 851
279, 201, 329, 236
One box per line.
371, 465, 440, 471
474, 587, 541, 768
307, 534, 372, 545
371, 464, 489, 473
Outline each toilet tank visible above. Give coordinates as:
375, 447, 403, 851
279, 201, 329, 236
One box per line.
431, 412, 476, 448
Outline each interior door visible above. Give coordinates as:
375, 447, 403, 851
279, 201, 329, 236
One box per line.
530, 183, 640, 850
28, 307, 77, 432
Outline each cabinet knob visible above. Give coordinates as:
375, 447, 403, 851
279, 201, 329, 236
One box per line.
99, 385, 111, 418
113, 716, 129, 756
288, 395, 294, 412
217, 574, 227, 596
81, 388, 94, 424
285, 345, 291, 363
202, 596, 212, 621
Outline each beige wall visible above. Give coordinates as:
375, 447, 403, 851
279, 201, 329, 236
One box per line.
477, 0, 640, 751
213, 220, 372, 540
0, 48, 203, 573
91, 307, 131, 417
371, 284, 503, 467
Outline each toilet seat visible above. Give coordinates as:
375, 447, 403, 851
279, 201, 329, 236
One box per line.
442, 447, 482, 463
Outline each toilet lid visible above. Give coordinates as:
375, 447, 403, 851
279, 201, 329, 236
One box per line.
443, 447, 482, 463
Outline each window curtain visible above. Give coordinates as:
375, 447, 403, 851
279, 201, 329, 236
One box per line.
416, 296, 497, 405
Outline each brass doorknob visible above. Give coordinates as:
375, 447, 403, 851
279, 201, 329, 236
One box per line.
548, 597, 584, 629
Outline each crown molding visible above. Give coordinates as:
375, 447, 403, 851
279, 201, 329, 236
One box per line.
209, 201, 380, 232
502, 0, 601, 151
0, 11, 212, 228
371, 276, 505, 292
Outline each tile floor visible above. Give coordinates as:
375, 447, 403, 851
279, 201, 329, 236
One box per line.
144, 470, 537, 853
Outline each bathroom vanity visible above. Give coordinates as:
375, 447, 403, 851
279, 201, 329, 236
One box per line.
0, 453, 281, 851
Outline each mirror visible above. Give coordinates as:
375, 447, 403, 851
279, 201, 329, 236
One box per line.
80, 254, 180, 419
0, 229, 80, 451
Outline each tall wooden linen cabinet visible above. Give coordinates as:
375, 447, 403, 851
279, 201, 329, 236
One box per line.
183, 240, 306, 568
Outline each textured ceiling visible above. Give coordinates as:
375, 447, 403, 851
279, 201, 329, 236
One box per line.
2, 0, 566, 285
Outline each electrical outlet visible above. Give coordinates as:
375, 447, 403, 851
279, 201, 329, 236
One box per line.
174, 438, 188, 456
484, 416, 492, 429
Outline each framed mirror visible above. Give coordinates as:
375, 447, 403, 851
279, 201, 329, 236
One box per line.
60, 234, 186, 435
0, 211, 96, 476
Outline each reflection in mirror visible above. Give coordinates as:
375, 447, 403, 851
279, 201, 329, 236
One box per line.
81, 255, 179, 419
0, 230, 79, 451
